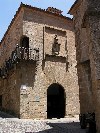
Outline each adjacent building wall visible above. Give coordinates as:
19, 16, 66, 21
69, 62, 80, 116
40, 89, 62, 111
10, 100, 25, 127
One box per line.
69, 0, 100, 132
71, 0, 94, 114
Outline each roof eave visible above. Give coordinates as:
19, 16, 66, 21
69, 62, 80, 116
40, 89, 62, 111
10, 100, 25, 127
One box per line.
22, 3, 72, 21
68, 0, 81, 15
0, 3, 73, 46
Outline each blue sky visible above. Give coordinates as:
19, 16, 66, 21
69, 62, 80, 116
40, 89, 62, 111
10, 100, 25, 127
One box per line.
0, 0, 75, 41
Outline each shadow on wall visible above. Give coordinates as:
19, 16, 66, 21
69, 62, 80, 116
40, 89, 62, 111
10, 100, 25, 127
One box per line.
17, 60, 37, 87
42, 55, 69, 72
0, 111, 18, 118
0, 60, 37, 118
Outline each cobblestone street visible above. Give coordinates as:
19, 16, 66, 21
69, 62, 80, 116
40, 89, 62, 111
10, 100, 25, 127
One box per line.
0, 112, 86, 133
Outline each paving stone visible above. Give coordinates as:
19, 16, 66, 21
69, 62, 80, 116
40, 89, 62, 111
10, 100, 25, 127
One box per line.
0, 115, 86, 133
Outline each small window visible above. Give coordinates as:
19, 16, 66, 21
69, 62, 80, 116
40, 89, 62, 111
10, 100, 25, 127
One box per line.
20, 36, 29, 48
0, 95, 2, 107
20, 36, 29, 59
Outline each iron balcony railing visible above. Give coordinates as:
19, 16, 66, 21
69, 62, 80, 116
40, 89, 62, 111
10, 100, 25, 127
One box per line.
12, 44, 39, 61
0, 45, 39, 79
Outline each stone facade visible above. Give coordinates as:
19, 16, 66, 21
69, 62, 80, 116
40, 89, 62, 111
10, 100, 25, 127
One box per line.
69, 0, 100, 132
0, 3, 79, 119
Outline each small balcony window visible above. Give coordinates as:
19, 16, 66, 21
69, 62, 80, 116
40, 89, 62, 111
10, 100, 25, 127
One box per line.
20, 36, 29, 59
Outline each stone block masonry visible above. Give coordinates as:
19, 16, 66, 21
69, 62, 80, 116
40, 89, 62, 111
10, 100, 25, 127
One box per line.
0, 3, 79, 119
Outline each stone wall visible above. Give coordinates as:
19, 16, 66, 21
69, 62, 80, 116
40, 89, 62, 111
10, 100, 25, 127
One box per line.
21, 7, 79, 118
0, 65, 20, 116
19, 61, 36, 118
0, 8, 24, 67
0, 8, 24, 116
86, 14, 100, 133
70, 0, 94, 113
69, 0, 100, 132
0, 5, 79, 119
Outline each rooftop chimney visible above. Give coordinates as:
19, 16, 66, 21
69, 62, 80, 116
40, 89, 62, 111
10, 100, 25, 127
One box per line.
46, 7, 63, 15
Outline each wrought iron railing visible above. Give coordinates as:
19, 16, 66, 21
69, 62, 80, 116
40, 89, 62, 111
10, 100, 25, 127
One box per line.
0, 45, 39, 79
12, 44, 39, 61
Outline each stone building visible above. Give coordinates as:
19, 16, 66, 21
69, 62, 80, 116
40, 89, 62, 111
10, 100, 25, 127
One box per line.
69, 0, 100, 132
0, 3, 79, 119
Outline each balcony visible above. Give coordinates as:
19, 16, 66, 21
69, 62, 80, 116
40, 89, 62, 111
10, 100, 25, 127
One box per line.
0, 45, 39, 79
12, 45, 39, 61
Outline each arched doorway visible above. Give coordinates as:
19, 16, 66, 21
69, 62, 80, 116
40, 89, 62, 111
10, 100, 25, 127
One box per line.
47, 83, 66, 119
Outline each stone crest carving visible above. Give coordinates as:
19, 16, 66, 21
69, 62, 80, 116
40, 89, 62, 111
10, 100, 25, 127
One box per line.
52, 35, 61, 55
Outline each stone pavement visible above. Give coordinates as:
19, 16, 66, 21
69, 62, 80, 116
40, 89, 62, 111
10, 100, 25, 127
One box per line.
0, 112, 86, 133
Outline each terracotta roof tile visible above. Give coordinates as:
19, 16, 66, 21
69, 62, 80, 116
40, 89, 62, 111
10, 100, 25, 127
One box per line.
68, 0, 81, 14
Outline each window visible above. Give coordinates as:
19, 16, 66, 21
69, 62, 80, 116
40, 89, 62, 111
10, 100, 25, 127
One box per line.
20, 36, 29, 48
0, 95, 2, 107
20, 36, 29, 59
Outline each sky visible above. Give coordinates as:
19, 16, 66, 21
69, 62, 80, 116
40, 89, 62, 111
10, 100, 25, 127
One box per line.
0, 0, 75, 41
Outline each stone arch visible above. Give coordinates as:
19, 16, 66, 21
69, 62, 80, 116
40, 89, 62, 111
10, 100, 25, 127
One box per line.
47, 83, 66, 119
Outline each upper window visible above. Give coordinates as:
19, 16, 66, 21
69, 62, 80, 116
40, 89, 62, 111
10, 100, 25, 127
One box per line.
20, 36, 29, 48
